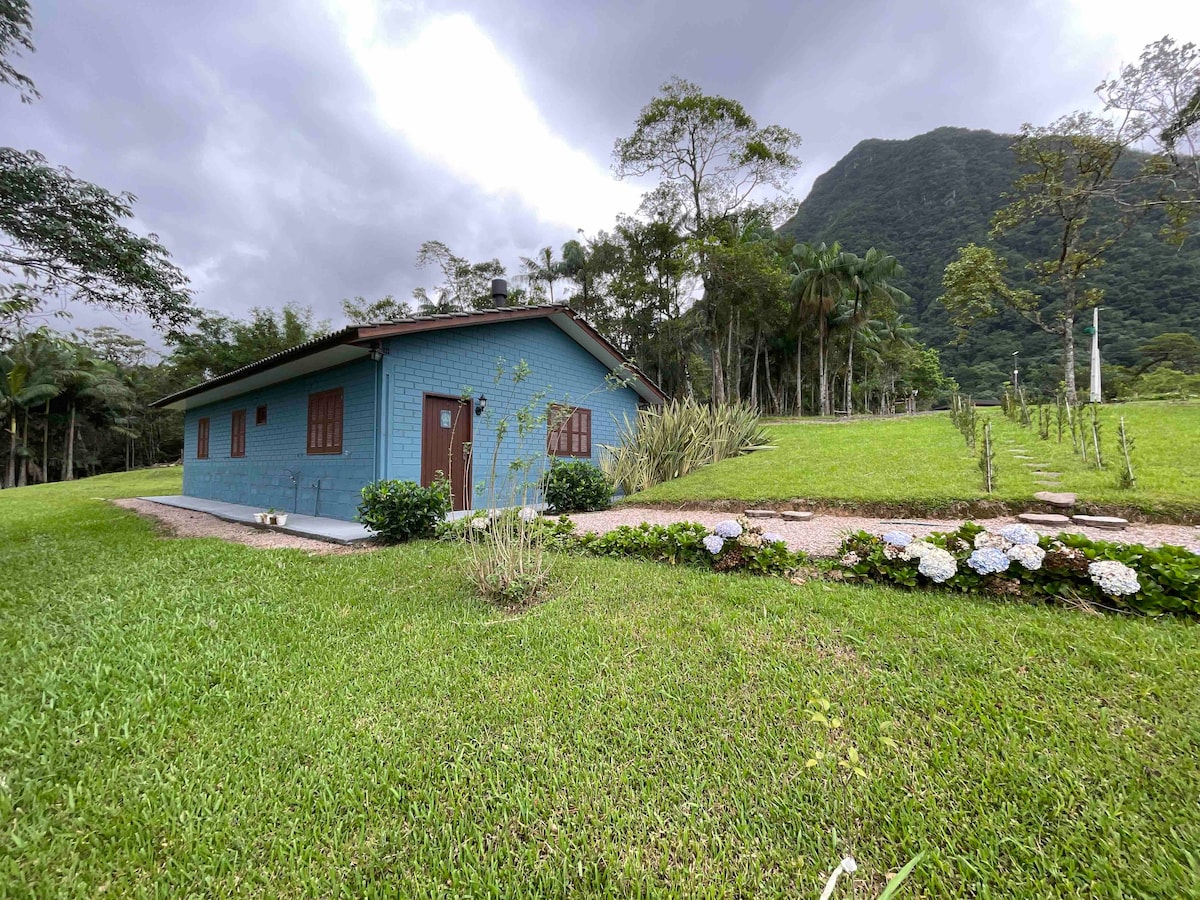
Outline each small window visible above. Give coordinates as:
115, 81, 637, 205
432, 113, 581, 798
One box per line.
230, 410, 246, 458
255, 405, 267, 426
196, 417, 210, 459
307, 388, 344, 455
547, 404, 591, 457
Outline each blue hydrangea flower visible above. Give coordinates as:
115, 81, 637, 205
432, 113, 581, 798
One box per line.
714, 520, 743, 539
703, 534, 725, 555
999, 523, 1039, 546
761, 532, 784, 545
882, 530, 913, 548
967, 547, 1011, 575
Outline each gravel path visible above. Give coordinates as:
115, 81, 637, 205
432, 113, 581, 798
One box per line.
113, 498, 371, 554
569, 507, 1200, 557
115, 497, 1200, 559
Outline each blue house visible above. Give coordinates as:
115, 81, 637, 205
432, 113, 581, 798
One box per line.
153, 297, 665, 522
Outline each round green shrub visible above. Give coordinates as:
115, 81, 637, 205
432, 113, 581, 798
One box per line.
357, 479, 451, 543
543, 460, 612, 512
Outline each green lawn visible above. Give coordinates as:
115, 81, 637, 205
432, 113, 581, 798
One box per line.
629, 401, 1200, 517
2, 471, 1199, 897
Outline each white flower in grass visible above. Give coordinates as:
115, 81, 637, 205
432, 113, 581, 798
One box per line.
840, 551, 862, 567
999, 523, 1040, 546
917, 546, 957, 583
761, 532, 784, 545
1088, 560, 1140, 596
714, 520, 743, 539
974, 531, 1011, 551
1007, 543, 1046, 571
703, 534, 725, 555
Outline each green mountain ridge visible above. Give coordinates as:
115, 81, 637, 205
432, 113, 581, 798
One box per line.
779, 126, 1200, 397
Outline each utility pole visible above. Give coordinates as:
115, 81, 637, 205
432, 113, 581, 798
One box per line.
1089, 307, 1103, 403
1011, 351, 1020, 391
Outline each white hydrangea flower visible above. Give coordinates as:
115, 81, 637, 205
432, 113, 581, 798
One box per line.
974, 531, 1011, 551
840, 551, 862, 566
999, 523, 1040, 546
917, 546, 957, 583
1088, 560, 1140, 596
901, 540, 935, 561
1006, 543, 1046, 571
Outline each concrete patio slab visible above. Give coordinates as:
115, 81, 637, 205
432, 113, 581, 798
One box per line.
140, 495, 374, 544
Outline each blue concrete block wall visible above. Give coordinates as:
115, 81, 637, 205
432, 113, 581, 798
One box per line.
182, 359, 378, 522
382, 318, 643, 508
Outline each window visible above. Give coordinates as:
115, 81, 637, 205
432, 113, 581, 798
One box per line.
230, 409, 246, 458
255, 405, 267, 426
307, 388, 344, 454
547, 404, 591, 457
196, 417, 210, 459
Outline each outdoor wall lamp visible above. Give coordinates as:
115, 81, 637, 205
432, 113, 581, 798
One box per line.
475, 395, 487, 416
367, 341, 387, 362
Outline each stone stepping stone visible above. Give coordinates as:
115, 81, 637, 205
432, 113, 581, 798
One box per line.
1019, 512, 1072, 526
744, 509, 777, 519
781, 511, 814, 522
1072, 514, 1129, 531
1034, 491, 1076, 508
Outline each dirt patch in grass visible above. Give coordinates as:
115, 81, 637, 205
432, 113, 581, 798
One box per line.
112, 498, 377, 554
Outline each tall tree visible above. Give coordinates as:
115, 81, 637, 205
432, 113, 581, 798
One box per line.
341, 295, 413, 325
415, 240, 506, 311
840, 249, 910, 415
790, 242, 852, 416
1, 2, 192, 332
0, 0, 37, 102
939, 113, 1152, 401
613, 77, 801, 401
1098, 35, 1200, 241
518, 246, 562, 304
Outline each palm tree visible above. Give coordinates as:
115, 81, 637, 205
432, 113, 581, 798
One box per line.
840, 249, 910, 415
790, 242, 853, 416
1, 351, 58, 488
519, 247, 563, 304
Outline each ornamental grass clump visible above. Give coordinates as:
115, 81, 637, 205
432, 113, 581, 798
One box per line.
601, 398, 770, 494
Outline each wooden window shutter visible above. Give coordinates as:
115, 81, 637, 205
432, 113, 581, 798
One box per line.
307, 388, 344, 454
547, 405, 591, 457
196, 418, 210, 459
230, 410, 246, 457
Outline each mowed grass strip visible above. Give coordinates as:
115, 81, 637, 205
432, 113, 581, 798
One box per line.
628, 414, 982, 506
988, 400, 1200, 514
628, 401, 1200, 515
2, 471, 1199, 896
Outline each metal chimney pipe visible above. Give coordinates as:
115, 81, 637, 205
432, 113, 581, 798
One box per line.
491, 278, 508, 307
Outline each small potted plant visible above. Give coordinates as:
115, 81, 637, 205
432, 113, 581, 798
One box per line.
254, 510, 268, 524
262, 508, 288, 526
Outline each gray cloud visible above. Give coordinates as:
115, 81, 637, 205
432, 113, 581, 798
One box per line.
2, 0, 1152, 344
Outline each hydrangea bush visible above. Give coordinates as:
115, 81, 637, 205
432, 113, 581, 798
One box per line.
836, 522, 1200, 617
583, 516, 803, 576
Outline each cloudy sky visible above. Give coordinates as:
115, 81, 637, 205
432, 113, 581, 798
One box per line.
5, 0, 1199, 342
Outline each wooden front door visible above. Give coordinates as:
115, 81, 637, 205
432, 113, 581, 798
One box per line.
421, 395, 472, 511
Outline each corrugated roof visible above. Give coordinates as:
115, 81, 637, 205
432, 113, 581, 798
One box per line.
151, 304, 666, 409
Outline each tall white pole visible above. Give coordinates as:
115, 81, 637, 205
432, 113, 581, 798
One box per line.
1089, 307, 1102, 403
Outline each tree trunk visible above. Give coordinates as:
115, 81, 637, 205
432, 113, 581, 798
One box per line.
845, 328, 855, 417
4, 415, 15, 489
711, 338, 725, 405
794, 330, 803, 417
818, 314, 831, 416
17, 410, 29, 487
63, 402, 76, 482
42, 400, 50, 484
1062, 310, 1078, 404
749, 326, 762, 410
